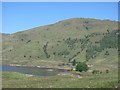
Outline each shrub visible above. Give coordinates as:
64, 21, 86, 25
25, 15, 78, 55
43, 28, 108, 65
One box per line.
105, 51, 109, 55
106, 69, 109, 73
76, 62, 88, 72
92, 70, 100, 74
26, 40, 31, 43
21, 39, 23, 41
72, 59, 76, 66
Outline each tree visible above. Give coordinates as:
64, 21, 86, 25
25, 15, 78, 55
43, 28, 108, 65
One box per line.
106, 69, 109, 73
53, 52, 56, 55
76, 62, 88, 72
72, 59, 76, 66
105, 51, 109, 55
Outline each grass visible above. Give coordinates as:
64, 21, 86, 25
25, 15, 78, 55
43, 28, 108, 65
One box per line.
2, 72, 32, 79
2, 71, 118, 88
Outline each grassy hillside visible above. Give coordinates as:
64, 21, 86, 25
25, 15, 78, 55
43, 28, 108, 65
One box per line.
2, 18, 119, 88
2, 18, 118, 68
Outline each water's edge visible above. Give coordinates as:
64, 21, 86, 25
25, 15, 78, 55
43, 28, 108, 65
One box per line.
1, 65, 71, 76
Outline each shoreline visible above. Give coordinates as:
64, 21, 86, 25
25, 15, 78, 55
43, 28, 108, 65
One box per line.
5, 64, 72, 71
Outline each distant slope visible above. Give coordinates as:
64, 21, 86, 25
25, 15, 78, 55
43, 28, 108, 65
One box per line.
2, 18, 118, 69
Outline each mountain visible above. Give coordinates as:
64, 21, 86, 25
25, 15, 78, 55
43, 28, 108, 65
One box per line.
2, 18, 119, 70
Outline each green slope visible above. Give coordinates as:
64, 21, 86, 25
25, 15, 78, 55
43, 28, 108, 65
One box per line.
2, 18, 118, 69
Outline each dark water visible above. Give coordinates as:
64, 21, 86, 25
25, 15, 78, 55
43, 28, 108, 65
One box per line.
1, 65, 67, 76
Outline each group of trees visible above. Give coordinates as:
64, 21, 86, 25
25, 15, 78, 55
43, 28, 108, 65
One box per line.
92, 69, 109, 74
63, 32, 103, 61
70, 60, 110, 73
65, 37, 78, 50
85, 30, 118, 61
100, 30, 118, 49
74, 61, 110, 73
40, 29, 118, 64
64, 37, 90, 50
57, 50, 70, 56
43, 42, 50, 58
